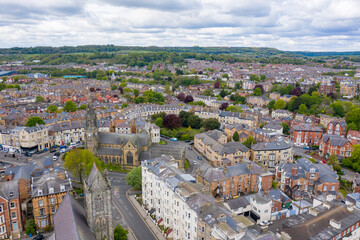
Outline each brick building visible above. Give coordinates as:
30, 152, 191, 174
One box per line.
319, 134, 353, 159
326, 120, 347, 136
292, 123, 323, 146
319, 81, 335, 95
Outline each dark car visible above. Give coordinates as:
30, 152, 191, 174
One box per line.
24, 152, 32, 157
50, 149, 56, 153
33, 235, 44, 240
54, 152, 60, 157
37, 150, 44, 154
185, 140, 191, 143
189, 142, 194, 145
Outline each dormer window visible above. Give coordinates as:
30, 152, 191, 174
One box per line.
9, 192, 13, 197
49, 187, 54, 194
310, 168, 315, 173
38, 190, 43, 196
60, 185, 65, 192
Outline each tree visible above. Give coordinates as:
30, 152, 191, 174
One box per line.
214, 81, 221, 88
331, 102, 345, 117
226, 105, 243, 113
219, 102, 229, 110
163, 114, 182, 129
179, 111, 192, 127
121, 103, 129, 109
281, 122, 290, 135
64, 149, 101, 182
298, 104, 307, 114
79, 104, 87, 110
151, 112, 166, 121
133, 89, 139, 97
348, 122, 358, 131
64, 100, 77, 112
274, 99, 286, 110
47, 105, 58, 113
119, 87, 124, 94
177, 92, 186, 102
111, 85, 118, 91
202, 118, 220, 130
219, 89, 227, 98
233, 131, 239, 142
25, 117, 45, 127
125, 166, 142, 190
188, 115, 201, 129
90, 87, 95, 92
243, 136, 256, 148
35, 96, 45, 102
184, 95, 194, 103
253, 88, 262, 96
155, 117, 163, 128
328, 153, 339, 168
25, 219, 36, 235
250, 74, 260, 82
254, 85, 264, 93
114, 225, 129, 240
267, 100, 276, 110
290, 87, 303, 97
202, 89, 214, 97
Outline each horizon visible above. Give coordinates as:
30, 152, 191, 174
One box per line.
1, 0, 360, 51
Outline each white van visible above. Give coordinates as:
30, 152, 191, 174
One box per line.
53, 155, 58, 161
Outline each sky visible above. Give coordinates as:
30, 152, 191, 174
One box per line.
0, 0, 360, 51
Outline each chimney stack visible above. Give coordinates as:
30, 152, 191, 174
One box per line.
291, 166, 298, 176
247, 161, 252, 171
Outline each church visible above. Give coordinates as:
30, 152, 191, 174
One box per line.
85, 91, 186, 170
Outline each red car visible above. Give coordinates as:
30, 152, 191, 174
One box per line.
322, 160, 327, 164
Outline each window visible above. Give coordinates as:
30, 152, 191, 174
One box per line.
11, 212, 16, 219
60, 185, 65, 192
0, 205, 3, 213
50, 198, 55, 204
0, 216, 4, 224
40, 208, 45, 216
38, 200, 44, 207
49, 187, 54, 194
51, 206, 56, 213
10, 202, 15, 209
38, 190, 43, 196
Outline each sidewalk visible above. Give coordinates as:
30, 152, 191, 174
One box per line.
128, 195, 166, 240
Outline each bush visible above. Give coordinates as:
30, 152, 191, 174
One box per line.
25, 219, 36, 235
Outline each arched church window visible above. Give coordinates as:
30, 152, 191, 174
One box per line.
95, 194, 103, 210
127, 151, 133, 165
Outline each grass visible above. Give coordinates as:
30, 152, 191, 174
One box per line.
184, 159, 190, 170
160, 127, 201, 140
100, 163, 129, 173
159, 140, 167, 145
340, 189, 348, 197
309, 158, 316, 163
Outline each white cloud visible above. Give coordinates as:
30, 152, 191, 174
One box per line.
0, 0, 359, 51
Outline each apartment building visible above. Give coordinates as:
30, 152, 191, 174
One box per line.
31, 173, 73, 229
340, 81, 357, 97
19, 125, 50, 153
48, 121, 85, 146
275, 158, 339, 199
326, 120, 347, 137
194, 130, 250, 167
319, 134, 353, 159
271, 109, 293, 120
0, 127, 24, 153
251, 141, 293, 168
292, 123, 323, 146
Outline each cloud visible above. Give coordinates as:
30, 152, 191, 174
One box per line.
0, 0, 359, 51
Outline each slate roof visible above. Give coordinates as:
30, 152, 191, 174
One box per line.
0, 180, 19, 200
4, 163, 38, 180
293, 123, 322, 132
32, 173, 73, 197
97, 147, 122, 156
322, 134, 349, 147
251, 141, 291, 151
99, 132, 148, 149
226, 197, 250, 210
53, 193, 96, 240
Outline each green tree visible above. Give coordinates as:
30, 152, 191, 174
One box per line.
121, 103, 129, 109
250, 74, 260, 82
114, 225, 128, 240
281, 122, 290, 135
219, 89, 227, 98
274, 99, 286, 110
133, 89, 139, 97
331, 102, 345, 117
25, 219, 36, 235
119, 82, 127, 88
79, 104, 87, 110
151, 112, 166, 121
125, 166, 142, 190
188, 115, 202, 129
155, 117, 163, 127
233, 131, 239, 142
202, 118, 220, 130
267, 100, 276, 110
111, 85, 118, 91
25, 117, 45, 127
35, 96, 45, 102
47, 105, 58, 113
114, 104, 119, 109
64, 100, 77, 112
243, 136, 256, 148
348, 122, 358, 131
253, 88, 262, 96
226, 106, 243, 113
328, 153, 339, 168
64, 149, 101, 182
298, 104, 307, 114
179, 111, 192, 127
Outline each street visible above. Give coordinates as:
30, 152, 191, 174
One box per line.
108, 172, 158, 240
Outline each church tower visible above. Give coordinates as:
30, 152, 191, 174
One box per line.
110, 72, 116, 88
85, 89, 99, 154
84, 164, 114, 240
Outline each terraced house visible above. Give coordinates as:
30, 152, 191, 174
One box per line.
48, 120, 85, 145
292, 123, 323, 147
250, 141, 293, 168
319, 134, 353, 159
194, 130, 250, 167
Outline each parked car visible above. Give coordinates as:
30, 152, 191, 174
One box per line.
54, 152, 60, 156
24, 152, 32, 157
60, 148, 67, 153
37, 150, 44, 154
185, 140, 191, 143
188, 146, 192, 150
197, 156, 202, 160
50, 149, 56, 153
189, 142, 194, 145
53, 155, 58, 161
33, 235, 44, 240
170, 138, 177, 141
304, 146, 311, 150
193, 161, 197, 165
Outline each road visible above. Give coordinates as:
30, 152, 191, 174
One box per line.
108, 172, 158, 240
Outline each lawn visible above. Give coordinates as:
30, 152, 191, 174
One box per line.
184, 159, 189, 170
340, 189, 348, 197
160, 127, 201, 140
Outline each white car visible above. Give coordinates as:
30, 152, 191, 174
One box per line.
53, 155, 58, 161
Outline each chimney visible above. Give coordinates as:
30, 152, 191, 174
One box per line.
291, 166, 297, 176
247, 161, 252, 171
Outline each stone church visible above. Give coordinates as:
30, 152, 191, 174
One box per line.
85, 91, 186, 170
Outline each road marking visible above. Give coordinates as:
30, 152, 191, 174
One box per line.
126, 189, 160, 240
112, 198, 138, 240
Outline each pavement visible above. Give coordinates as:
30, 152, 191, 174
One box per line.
109, 172, 162, 240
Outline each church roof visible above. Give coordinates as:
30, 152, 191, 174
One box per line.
99, 132, 148, 149
86, 163, 99, 187
53, 193, 96, 240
